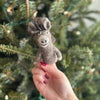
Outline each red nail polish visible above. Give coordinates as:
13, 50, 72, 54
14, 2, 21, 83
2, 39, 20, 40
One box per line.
40, 62, 47, 66
43, 80, 46, 84
45, 74, 49, 79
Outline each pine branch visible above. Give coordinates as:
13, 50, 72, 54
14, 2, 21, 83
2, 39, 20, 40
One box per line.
7, 75, 16, 81
15, 1, 36, 20
49, 0, 64, 20
83, 10, 100, 15
19, 61, 31, 74
82, 22, 100, 44
0, 44, 34, 59
0, 58, 15, 67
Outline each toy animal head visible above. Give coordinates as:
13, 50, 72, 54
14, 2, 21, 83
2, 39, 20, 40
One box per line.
28, 17, 55, 48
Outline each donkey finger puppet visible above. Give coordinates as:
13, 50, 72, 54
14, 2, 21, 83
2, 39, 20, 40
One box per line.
28, 17, 62, 64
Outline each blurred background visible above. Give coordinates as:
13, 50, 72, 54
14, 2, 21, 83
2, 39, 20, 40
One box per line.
87, 0, 100, 26
0, 0, 100, 100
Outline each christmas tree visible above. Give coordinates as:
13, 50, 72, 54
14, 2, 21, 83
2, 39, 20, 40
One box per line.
0, 0, 100, 100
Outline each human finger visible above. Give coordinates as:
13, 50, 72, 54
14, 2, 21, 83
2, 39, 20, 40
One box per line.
40, 62, 62, 78
31, 67, 45, 75
32, 74, 47, 95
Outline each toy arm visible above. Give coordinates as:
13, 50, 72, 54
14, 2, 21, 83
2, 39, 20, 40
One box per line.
35, 50, 41, 62
54, 47, 62, 61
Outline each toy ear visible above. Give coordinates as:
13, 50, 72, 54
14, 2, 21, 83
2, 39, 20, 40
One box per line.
43, 18, 51, 30
51, 34, 56, 43
28, 22, 37, 35
28, 21, 40, 35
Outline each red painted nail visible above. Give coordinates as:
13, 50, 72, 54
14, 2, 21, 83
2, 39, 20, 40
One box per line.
45, 74, 49, 79
43, 80, 46, 84
40, 62, 47, 66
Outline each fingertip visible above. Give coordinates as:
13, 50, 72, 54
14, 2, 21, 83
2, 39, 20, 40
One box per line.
31, 67, 37, 74
41, 63, 57, 70
40, 62, 47, 72
40, 65, 47, 72
35, 62, 41, 68
40, 62, 47, 66
45, 74, 50, 79
43, 80, 47, 84
40, 63, 58, 75
40, 62, 56, 68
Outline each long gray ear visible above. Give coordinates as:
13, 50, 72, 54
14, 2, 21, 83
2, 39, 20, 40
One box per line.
51, 34, 56, 43
28, 22, 37, 35
42, 18, 51, 30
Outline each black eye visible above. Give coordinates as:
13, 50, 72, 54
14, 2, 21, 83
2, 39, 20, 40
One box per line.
38, 32, 41, 35
46, 32, 49, 34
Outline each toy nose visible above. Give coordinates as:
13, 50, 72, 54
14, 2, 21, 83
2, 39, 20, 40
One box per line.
41, 39, 47, 43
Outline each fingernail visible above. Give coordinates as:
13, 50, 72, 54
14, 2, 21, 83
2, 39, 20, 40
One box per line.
40, 62, 47, 66
43, 80, 46, 84
45, 74, 49, 79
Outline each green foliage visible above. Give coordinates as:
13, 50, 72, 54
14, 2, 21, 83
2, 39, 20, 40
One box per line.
0, 25, 4, 39
0, 58, 14, 67
82, 22, 100, 44
8, 91, 27, 100
67, 45, 93, 68
49, 0, 64, 20
15, 1, 36, 20
0, 0, 100, 100
0, 44, 34, 60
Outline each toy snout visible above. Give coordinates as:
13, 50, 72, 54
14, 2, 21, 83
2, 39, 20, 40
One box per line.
38, 35, 49, 47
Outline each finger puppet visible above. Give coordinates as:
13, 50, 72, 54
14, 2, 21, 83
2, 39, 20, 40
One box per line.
28, 17, 62, 64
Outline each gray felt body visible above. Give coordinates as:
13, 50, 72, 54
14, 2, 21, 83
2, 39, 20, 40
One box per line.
28, 17, 62, 64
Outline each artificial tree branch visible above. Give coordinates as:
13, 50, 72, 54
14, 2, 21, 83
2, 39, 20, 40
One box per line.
0, 44, 34, 58
19, 61, 31, 74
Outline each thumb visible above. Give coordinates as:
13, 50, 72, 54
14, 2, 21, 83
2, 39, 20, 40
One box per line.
40, 62, 62, 77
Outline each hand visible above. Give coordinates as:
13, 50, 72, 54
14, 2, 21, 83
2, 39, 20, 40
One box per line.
32, 62, 78, 100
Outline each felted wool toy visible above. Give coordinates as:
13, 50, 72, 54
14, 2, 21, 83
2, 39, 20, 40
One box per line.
28, 17, 62, 64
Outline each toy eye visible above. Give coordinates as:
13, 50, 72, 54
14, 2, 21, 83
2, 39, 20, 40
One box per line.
38, 32, 41, 35
46, 32, 49, 34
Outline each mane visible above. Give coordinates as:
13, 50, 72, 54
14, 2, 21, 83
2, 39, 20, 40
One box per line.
28, 17, 51, 35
